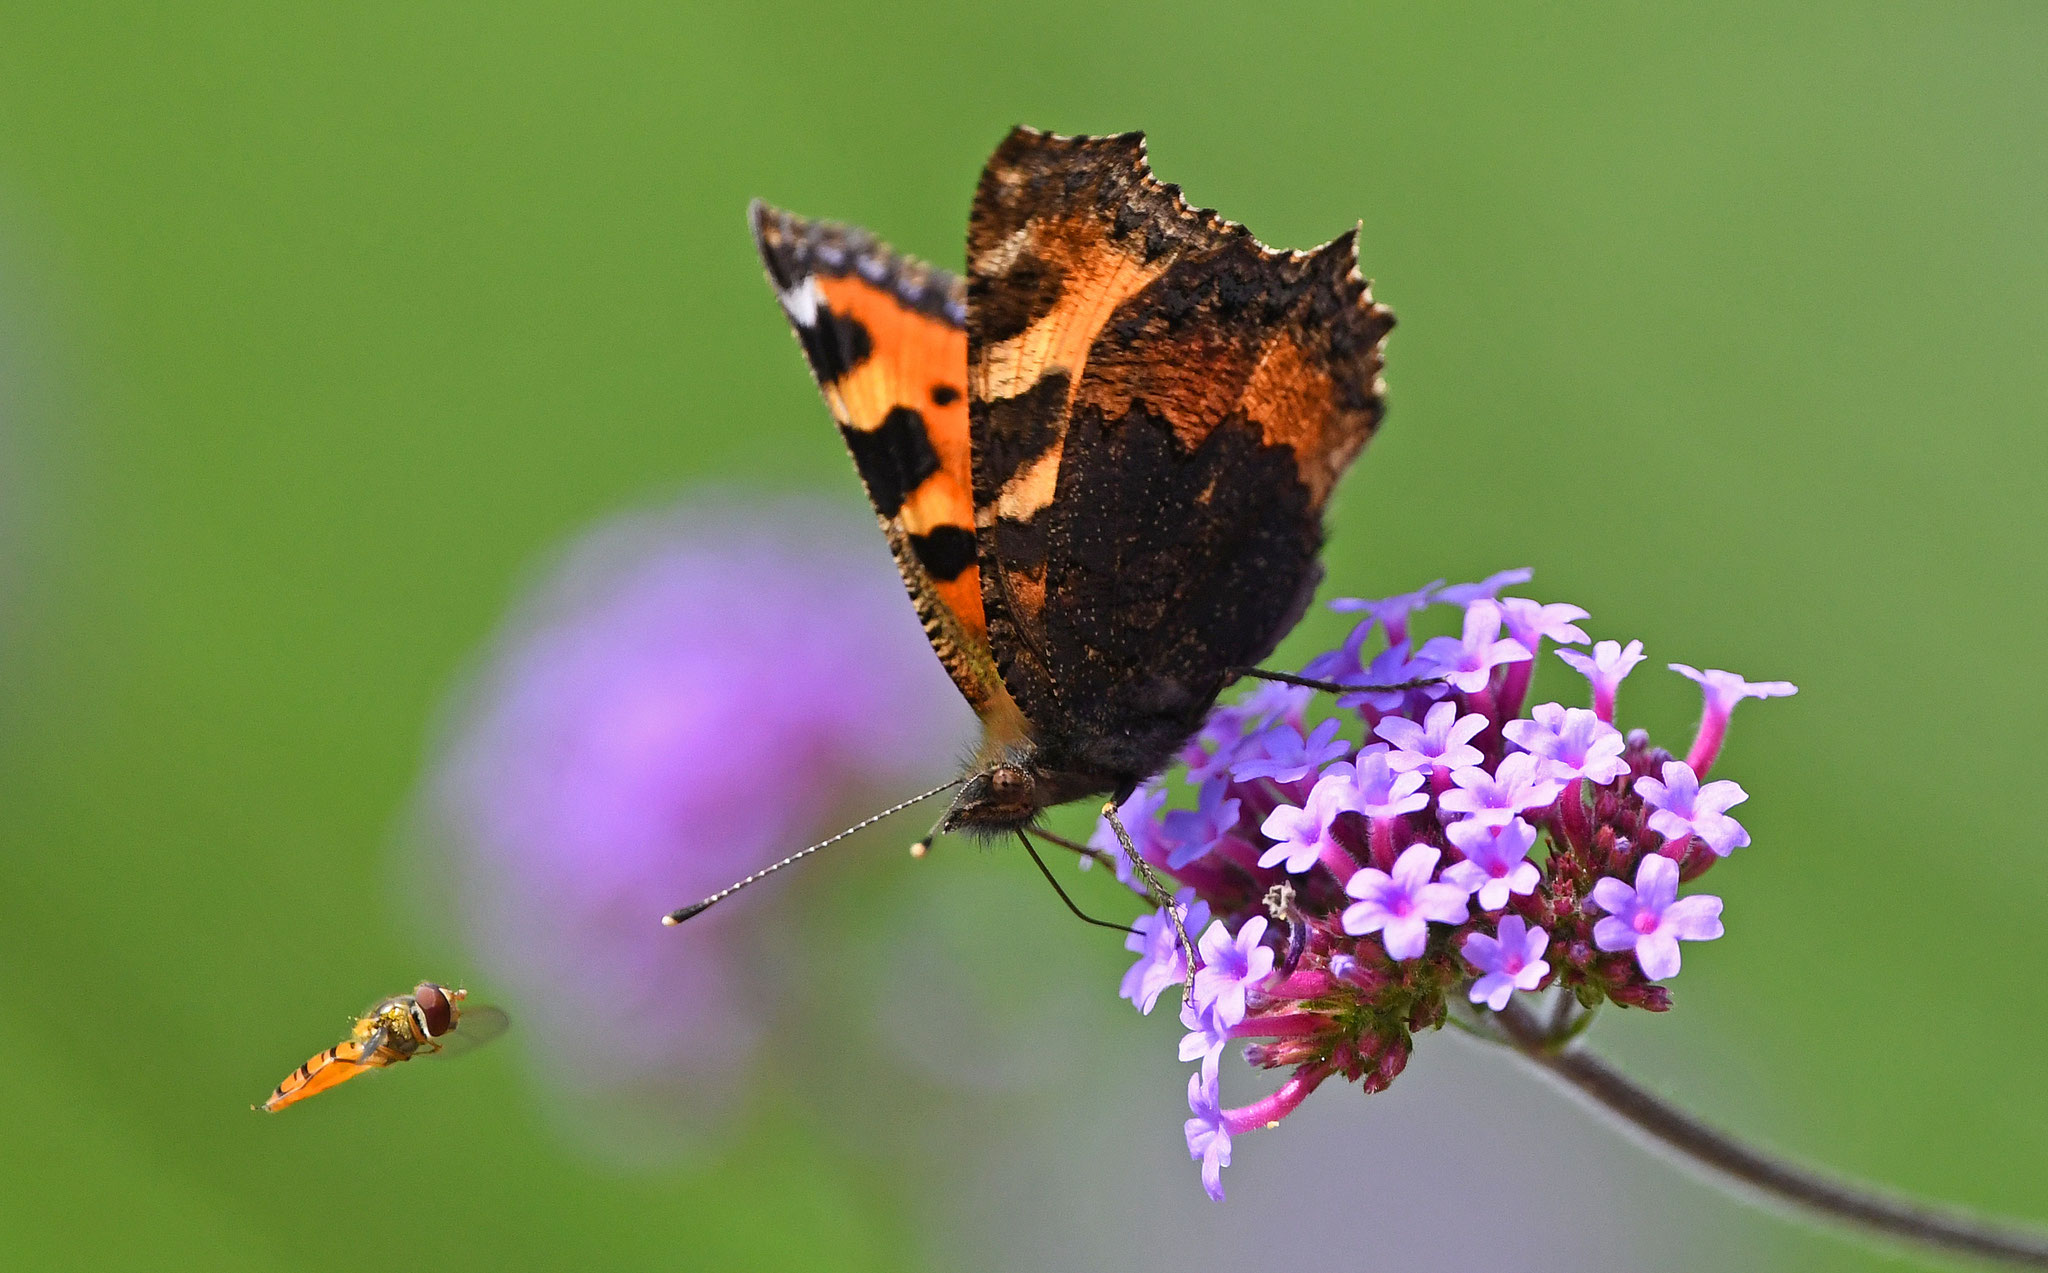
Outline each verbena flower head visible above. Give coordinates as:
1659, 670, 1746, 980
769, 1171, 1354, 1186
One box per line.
1093, 571, 1794, 1200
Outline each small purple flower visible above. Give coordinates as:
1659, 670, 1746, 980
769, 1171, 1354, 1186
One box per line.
1341, 845, 1471, 960
1440, 752, 1567, 826
1500, 597, 1591, 651
1185, 1067, 1233, 1202
1557, 639, 1647, 723
1163, 780, 1246, 870
1636, 760, 1750, 856
1417, 600, 1533, 695
1462, 916, 1551, 1010
1337, 640, 1447, 714
1350, 748, 1430, 820
1258, 765, 1367, 874
1179, 995, 1232, 1065
1239, 679, 1315, 730
1435, 567, 1534, 607
1193, 915, 1276, 1026
1502, 702, 1629, 785
1181, 699, 1267, 785
1329, 578, 1445, 647
1230, 717, 1351, 784
1441, 817, 1541, 911
1300, 616, 1377, 682
1120, 889, 1213, 1015
1375, 700, 1486, 776
1088, 782, 1172, 892
1670, 663, 1798, 775
1590, 854, 1724, 980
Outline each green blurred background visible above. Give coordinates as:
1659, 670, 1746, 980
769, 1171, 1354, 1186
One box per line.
2, 2, 2044, 1269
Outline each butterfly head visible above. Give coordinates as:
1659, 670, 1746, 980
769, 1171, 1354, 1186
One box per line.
938, 749, 1119, 838
939, 762, 1041, 835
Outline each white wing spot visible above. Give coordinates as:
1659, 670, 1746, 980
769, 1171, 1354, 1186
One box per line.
778, 277, 824, 327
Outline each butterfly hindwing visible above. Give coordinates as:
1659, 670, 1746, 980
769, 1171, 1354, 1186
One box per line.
751, 202, 1022, 728
966, 128, 1395, 784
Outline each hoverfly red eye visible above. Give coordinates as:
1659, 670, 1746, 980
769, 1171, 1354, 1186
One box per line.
413, 983, 455, 1037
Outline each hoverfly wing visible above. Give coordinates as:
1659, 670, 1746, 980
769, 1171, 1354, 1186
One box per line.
430, 1004, 510, 1060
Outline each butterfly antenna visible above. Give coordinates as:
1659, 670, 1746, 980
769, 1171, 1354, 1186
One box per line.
660, 779, 962, 926
1101, 801, 1200, 1006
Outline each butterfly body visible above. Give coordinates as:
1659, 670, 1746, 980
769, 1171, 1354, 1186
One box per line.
753, 128, 1393, 838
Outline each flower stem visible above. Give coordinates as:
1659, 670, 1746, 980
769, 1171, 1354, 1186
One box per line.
1492, 1001, 2048, 1268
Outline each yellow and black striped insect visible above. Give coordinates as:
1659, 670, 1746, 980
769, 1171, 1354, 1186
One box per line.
256, 982, 506, 1113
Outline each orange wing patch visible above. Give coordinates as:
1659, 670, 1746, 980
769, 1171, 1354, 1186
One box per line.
751, 202, 1021, 732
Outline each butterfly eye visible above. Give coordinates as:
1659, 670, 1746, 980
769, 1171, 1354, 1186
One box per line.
989, 765, 1031, 800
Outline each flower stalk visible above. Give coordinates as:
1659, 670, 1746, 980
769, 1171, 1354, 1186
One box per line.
1487, 999, 2048, 1268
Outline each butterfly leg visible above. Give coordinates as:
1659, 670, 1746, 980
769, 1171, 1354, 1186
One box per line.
1015, 830, 1134, 934
1101, 801, 1199, 1009
1024, 827, 1119, 871
1232, 666, 1446, 697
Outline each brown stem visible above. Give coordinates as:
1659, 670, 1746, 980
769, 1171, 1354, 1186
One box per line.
1492, 1001, 2048, 1267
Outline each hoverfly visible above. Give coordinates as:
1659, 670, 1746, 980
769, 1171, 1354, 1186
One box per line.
256, 981, 507, 1113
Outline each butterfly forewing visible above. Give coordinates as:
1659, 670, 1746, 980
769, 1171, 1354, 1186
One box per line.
750, 202, 1022, 732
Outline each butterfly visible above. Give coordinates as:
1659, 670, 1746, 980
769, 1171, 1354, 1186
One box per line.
748, 127, 1394, 847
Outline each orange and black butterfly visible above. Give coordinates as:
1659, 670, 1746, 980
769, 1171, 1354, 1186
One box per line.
749, 127, 1391, 828
668, 127, 1391, 924
256, 982, 507, 1113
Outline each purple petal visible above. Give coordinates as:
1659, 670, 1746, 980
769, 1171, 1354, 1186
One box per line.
1381, 914, 1431, 961
1664, 895, 1725, 942
1592, 915, 1637, 952
1635, 931, 1682, 980
1632, 854, 1680, 911
1588, 876, 1636, 915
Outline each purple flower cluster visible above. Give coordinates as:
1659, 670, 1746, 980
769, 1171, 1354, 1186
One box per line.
1106, 571, 1794, 1200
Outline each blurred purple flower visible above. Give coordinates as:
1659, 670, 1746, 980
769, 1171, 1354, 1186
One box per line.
420, 495, 970, 1121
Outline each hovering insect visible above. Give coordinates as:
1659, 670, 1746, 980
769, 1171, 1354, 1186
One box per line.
256, 981, 507, 1113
